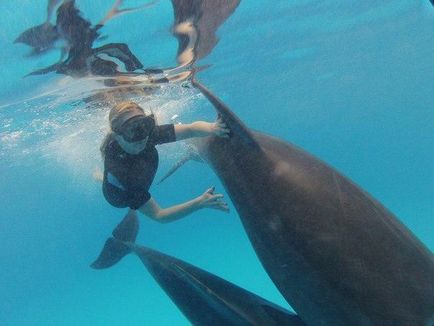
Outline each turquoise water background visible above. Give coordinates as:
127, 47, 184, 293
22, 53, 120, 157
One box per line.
1, 1, 433, 325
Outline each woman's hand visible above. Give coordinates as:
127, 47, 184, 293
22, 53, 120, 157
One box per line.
211, 117, 230, 138
175, 119, 230, 140
198, 186, 229, 212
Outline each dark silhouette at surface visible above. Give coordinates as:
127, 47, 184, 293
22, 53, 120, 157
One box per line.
16, 0, 145, 77
15, 0, 241, 81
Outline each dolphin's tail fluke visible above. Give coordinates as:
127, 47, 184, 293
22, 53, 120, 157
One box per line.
90, 209, 139, 269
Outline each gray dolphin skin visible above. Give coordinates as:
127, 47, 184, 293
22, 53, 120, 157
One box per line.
91, 210, 305, 326
188, 80, 434, 325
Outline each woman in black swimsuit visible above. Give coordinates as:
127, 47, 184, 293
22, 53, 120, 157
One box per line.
101, 101, 230, 222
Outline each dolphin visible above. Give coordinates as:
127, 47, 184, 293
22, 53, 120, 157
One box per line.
161, 80, 434, 325
91, 210, 306, 326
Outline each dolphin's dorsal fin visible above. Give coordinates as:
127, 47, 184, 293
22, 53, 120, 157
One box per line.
192, 80, 260, 150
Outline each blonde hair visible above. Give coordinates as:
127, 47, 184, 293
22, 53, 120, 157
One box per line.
100, 101, 145, 157
109, 101, 144, 128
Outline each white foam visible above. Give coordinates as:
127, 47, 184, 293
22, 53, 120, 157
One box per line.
1, 81, 202, 187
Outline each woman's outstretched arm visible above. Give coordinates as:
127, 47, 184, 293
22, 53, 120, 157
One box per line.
138, 187, 229, 223
174, 117, 229, 140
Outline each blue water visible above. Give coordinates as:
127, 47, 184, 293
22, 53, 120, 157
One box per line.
1, 1, 433, 325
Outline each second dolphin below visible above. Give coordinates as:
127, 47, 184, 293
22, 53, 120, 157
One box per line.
91, 210, 305, 326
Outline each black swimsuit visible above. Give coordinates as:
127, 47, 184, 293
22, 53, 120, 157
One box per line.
102, 124, 176, 210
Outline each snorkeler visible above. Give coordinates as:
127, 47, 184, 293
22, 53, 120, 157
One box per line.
100, 101, 230, 222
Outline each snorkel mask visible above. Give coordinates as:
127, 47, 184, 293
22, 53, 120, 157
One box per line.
111, 107, 155, 142
120, 115, 155, 142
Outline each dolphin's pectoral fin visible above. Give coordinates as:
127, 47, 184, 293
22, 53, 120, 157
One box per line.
90, 210, 139, 269
192, 80, 261, 150
157, 155, 191, 185
157, 147, 203, 185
